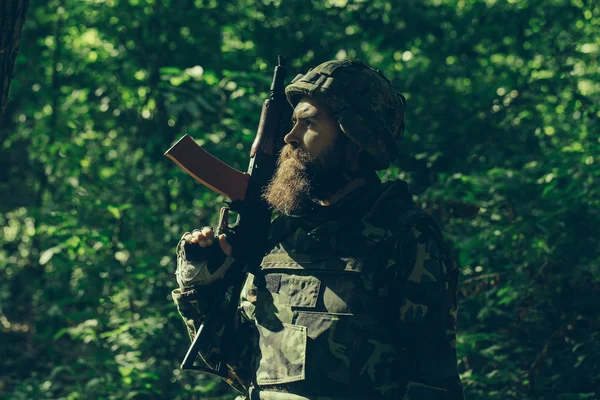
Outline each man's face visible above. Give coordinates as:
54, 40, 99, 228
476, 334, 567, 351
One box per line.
284, 96, 341, 160
262, 96, 354, 216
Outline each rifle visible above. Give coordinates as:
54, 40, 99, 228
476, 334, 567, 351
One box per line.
164, 56, 291, 379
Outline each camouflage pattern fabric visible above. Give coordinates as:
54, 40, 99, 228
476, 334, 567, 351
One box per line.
285, 60, 406, 170
172, 281, 253, 394
173, 173, 464, 399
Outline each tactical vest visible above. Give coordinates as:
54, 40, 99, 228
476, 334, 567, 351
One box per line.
245, 252, 394, 399
238, 180, 444, 399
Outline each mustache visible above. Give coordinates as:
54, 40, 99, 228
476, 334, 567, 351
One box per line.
278, 145, 315, 165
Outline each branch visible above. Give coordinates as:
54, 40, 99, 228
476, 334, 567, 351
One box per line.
0, 0, 31, 123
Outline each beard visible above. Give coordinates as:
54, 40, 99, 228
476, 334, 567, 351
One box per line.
262, 136, 352, 216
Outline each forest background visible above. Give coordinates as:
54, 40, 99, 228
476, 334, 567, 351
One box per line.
1, 0, 599, 399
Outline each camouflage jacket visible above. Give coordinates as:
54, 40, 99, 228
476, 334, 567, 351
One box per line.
172, 174, 464, 400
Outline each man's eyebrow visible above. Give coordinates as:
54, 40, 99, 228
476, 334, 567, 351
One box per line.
291, 109, 319, 122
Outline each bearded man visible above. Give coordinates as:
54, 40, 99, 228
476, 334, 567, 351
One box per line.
171, 60, 464, 400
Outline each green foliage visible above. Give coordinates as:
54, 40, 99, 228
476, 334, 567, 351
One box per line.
1, 0, 598, 399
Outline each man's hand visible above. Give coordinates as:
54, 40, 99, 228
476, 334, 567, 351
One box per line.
183, 226, 233, 257
176, 226, 235, 288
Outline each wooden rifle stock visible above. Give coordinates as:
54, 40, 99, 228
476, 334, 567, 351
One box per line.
164, 134, 249, 201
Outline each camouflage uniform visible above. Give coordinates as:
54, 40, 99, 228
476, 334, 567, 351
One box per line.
171, 60, 463, 399
172, 173, 463, 399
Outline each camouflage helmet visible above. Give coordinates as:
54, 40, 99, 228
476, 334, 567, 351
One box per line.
285, 59, 407, 170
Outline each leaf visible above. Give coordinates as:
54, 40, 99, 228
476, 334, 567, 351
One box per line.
115, 250, 130, 264
169, 75, 189, 86
185, 65, 204, 80
53, 327, 71, 340
39, 246, 61, 265
107, 205, 121, 219
159, 67, 182, 75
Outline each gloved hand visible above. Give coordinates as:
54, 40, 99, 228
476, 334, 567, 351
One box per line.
175, 226, 235, 288
182, 226, 233, 257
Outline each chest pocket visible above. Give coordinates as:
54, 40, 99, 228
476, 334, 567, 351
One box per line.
259, 248, 368, 315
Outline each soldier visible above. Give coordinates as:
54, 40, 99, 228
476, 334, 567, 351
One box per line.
172, 60, 464, 400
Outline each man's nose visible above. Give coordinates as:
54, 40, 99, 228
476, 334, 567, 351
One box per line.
283, 124, 302, 145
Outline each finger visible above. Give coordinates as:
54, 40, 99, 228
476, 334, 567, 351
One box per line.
200, 227, 214, 244
190, 232, 200, 243
191, 230, 205, 243
183, 233, 193, 243
218, 234, 233, 257
202, 227, 215, 243
199, 226, 214, 246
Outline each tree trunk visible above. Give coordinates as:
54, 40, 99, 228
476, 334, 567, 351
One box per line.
0, 0, 30, 124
